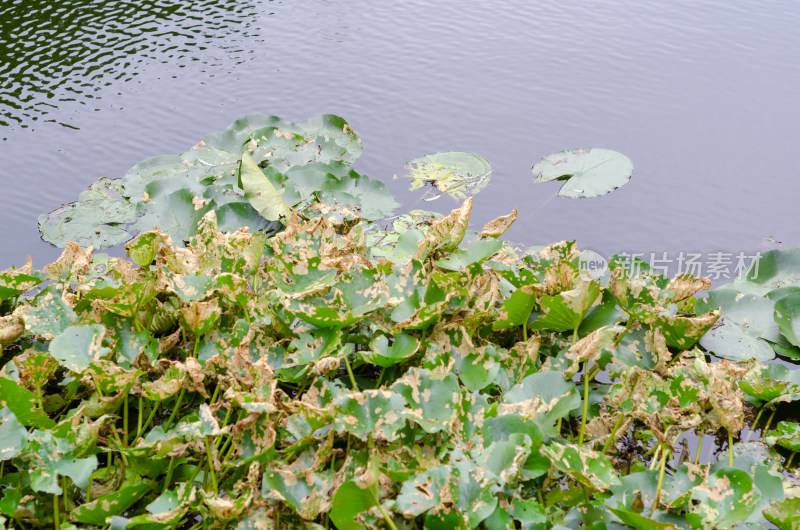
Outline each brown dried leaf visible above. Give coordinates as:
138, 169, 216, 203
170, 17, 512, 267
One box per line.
666, 274, 711, 302
480, 208, 518, 238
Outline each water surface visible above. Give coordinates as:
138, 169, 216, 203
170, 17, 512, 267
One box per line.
2, 0, 800, 273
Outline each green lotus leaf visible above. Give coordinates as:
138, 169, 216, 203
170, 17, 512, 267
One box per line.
73, 483, 152, 525
403, 151, 492, 201
699, 315, 775, 362
732, 248, 800, 296
125, 232, 162, 267
653, 310, 719, 349
532, 148, 633, 198
540, 441, 621, 491
239, 151, 292, 223
739, 363, 800, 403
766, 421, 800, 452
333, 389, 407, 441
577, 291, 624, 336
133, 188, 212, 242
391, 369, 462, 433
329, 480, 377, 530
435, 238, 502, 271
262, 468, 335, 519
18, 287, 78, 339
215, 201, 274, 233
241, 114, 362, 170
362, 333, 420, 368
454, 345, 501, 392
501, 372, 581, 434
774, 293, 800, 348
281, 162, 399, 221
687, 468, 760, 528
395, 465, 453, 517
697, 287, 782, 342
26, 430, 98, 493
478, 432, 532, 485
450, 459, 497, 527
49, 324, 110, 372
493, 284, 536, 330
764, 497, 800, 529
0, 407, 28, 461
38, 178, 136, 249
530, 277, 600, 332
0, 262, 44, 303
0, 378, 55, 429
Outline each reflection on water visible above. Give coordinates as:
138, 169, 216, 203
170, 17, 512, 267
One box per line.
0, 0, 260, 131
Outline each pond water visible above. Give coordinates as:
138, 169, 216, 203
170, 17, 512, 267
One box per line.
2, 0, 800, 273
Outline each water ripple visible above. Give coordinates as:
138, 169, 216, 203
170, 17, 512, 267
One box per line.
0, 0, 261, 131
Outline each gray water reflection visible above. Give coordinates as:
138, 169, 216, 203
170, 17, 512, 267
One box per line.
0, 0, 260, 131
1, 0, 800, 271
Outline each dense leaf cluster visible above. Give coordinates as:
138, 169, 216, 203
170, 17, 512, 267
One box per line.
2, 115, 800, 529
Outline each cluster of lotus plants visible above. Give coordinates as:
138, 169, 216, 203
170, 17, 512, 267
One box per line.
0, 115, 797, 528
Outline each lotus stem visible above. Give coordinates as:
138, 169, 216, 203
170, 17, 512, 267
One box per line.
694, 435, 703, 465
578, 360, 591, 445
369, 487, 399, 530
123, 394, 129, 448
163, 388, 186, 431
602, 413, 625, 455
650, 447, 668, 517
205, 436, 218, 494
787, 452, 796, 469
746, 408, 764, 442
344, 356, 359, 390
162, 457, 177, 495
762, 409, 777, 441
614, 318, 635, 348
649, 446, 662, 470
53, 493, 60, 530
727, 430, 734, 466
523, 322, 528, 342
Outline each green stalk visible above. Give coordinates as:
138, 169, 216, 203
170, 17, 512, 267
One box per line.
787, 452, 796, 469
523, 322, 528, 342
728, 430, 734, 467
369, 487, 399, 530
762, 408, 777, 440
215, 406, 233, 450
205, 436, 218, 494
137, 401, 159, 440
344, 356, 359, 390
602, 414, 625, 454
53, 494, 60, 530
649, 446, 662, 470
137, 394, 143, 439
163, 388, 187, 431
613, 318, 634, 348
577, 360, 591, 445
746, 408, 764, 442
123, 395, 129, 447
694, 435, 703, 465
650, 447, 668, 517
162, 457, 177, 495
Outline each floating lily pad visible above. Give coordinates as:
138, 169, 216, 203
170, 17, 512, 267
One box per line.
532, 148, 633, 198
403, 151, 491, 201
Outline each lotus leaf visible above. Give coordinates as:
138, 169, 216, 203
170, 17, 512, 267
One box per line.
532, 148, 633, 198
402, 151, 492, 201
